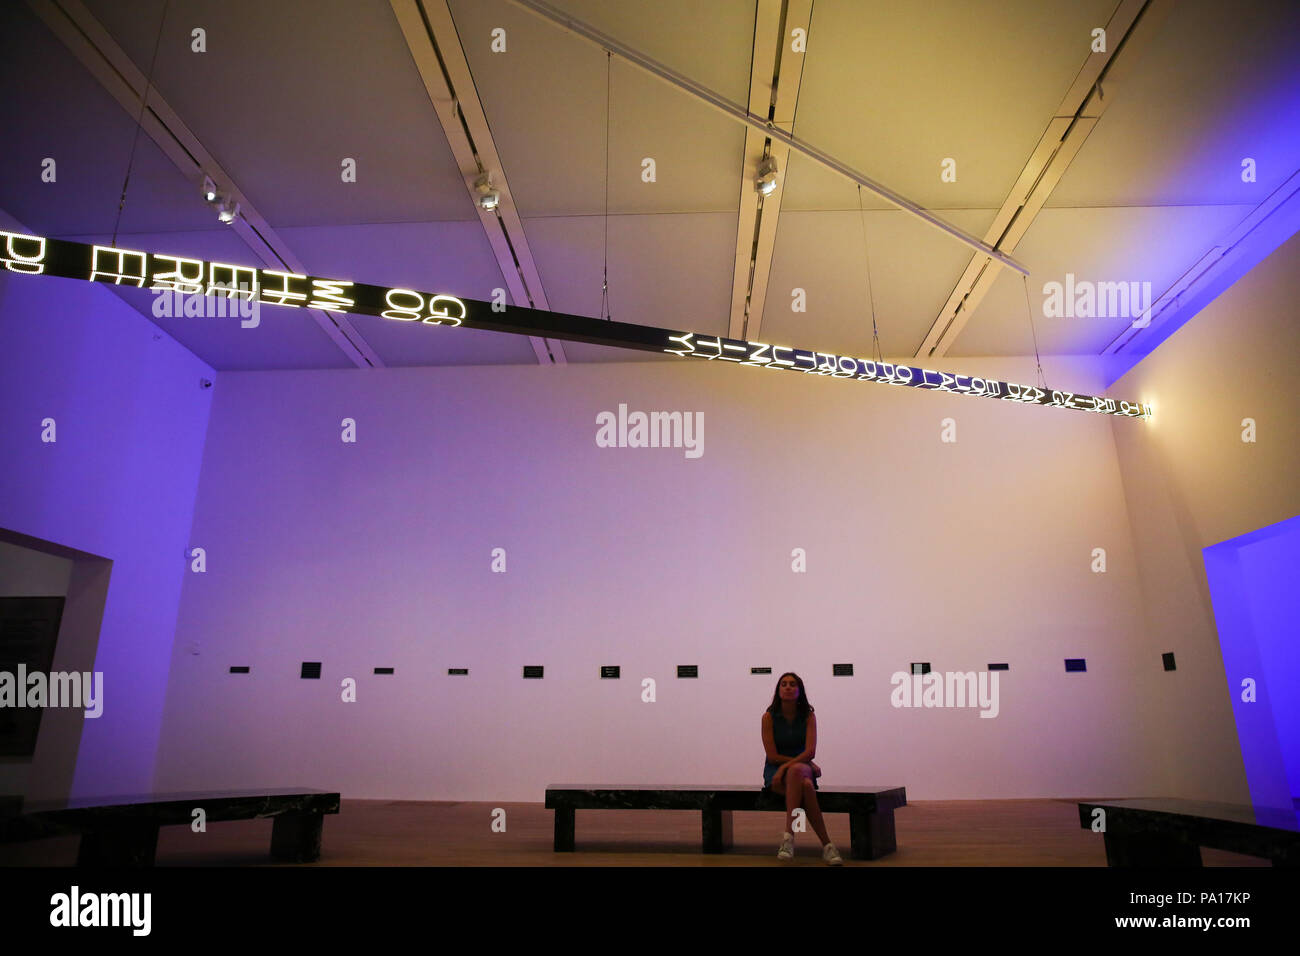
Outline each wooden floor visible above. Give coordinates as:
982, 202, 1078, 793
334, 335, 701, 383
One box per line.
0, 798, 1272, 866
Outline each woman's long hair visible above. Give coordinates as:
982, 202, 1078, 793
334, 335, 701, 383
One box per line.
766, 671, 813, 721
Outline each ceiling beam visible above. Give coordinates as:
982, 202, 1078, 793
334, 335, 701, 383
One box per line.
26, 0, 383, 369
729, 0, 812, 343
391, 0, 565, 366
914, 0, 1171, 359
506, 0, 1028, 276
1103, 165, 1300, 357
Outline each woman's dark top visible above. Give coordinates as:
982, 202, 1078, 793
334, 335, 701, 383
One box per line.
763, 708, 818, 790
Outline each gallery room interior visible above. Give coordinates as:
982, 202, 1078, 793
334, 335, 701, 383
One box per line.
0, 0, 1297, 876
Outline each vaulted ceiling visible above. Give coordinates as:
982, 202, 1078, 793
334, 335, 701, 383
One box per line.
2, 0, 1297, 372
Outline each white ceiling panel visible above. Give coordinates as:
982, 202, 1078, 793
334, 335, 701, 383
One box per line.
760, 207, 997, 357
952, 204, 1255, 355
0, 2, 221, 237
447, 0, 747, 218
3, 0, 1297, 374
81, 0, 477, 226
786, 0, 1118, 210
520, 211, 737, 362
1048, 0, 1300, 207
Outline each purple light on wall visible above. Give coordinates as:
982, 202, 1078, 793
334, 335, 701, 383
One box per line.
1203, 514, 1300, 819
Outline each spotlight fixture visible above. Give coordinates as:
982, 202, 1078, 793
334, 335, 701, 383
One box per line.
473, 173, 500, 211
216, 197, 241, 224
755, 155, 780, 196
201, 175, 240, 224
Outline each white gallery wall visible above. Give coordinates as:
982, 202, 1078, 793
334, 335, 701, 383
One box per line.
1109, 228, 1300, 805
154, 350, 1156, 802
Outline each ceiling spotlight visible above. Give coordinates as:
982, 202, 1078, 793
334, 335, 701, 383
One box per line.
201, 176, 217, 202
474, 173, 500, 211
755, 156, 780, 196
216, 197, 241, 224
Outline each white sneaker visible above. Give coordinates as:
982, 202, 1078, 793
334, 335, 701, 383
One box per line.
777, 832, 794, 860
822, 842, 843, 865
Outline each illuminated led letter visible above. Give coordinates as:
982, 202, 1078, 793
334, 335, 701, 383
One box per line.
664, 333, 695, 357
260, 270, 309, 307
151, 254, 204, 293
744, 342, 773, 367
309, 279, 355, 312
718, 340, 747, 362
91, 245, 148, 286
0, 231, 47, 275
424, 294, 465, 327
382, 288, 424, 321
695, 335, 723, 360
209, 263, 258, 299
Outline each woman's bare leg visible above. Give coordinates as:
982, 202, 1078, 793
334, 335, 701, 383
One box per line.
786, 774, 805, 833
793, 766, 831, 845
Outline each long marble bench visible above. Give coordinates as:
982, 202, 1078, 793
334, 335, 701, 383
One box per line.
0, 787, 341, 866
545, 784, 906, 859
1077, 798, 1300, 866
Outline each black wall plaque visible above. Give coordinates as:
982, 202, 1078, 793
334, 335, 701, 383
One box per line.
751, 667, 772, 675
448, 668, 469, 675
301, 662, 321, 679
1162, 652, 1176, 671
229, 666, 250, 674
910, 662, 931, 675
523, 666, 544, 679
988, 663, 1009, 671
1065, 658, 1087, 672
374, 667, 394, 675
832, 663, 853, 676
677, 665, 698, 678
600, 666, 620, 679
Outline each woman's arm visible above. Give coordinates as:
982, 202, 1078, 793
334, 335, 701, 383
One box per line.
761, 712, 787, 763
786, 713, 817, 766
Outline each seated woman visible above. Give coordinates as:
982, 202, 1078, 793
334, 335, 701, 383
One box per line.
761, 672, 843, 864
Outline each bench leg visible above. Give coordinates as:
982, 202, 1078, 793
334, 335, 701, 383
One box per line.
850, 808, 897, 860
270, 810, 325, 863
702, 810, 733, 853
553, 807, 575, 852
77, 823, 159, 867
1104, 831, 1202, 867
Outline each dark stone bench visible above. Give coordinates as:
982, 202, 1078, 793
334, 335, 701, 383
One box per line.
1077, 798, 1300, 867
0, 788, 340, 866
546, 784, 906, 859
